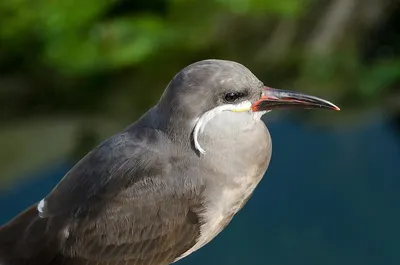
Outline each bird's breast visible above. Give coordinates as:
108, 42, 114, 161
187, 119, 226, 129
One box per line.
176, 162, 269, 261
176, 111, 271, 261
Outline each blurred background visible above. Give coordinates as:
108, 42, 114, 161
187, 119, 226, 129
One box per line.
1, 0, 400, 264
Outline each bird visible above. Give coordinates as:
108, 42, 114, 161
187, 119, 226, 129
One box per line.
0, 59, 339, 265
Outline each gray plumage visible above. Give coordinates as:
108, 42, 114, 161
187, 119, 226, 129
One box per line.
0, 59, 338, 265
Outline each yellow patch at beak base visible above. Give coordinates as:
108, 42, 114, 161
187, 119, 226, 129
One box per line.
231, 107, 251, 112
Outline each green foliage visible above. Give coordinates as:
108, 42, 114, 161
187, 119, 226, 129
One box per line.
216, 0, 305, 16
359, 60, 400, 98
0, 0, 312, 73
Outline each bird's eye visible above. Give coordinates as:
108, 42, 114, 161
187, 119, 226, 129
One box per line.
224, 92, 244, 102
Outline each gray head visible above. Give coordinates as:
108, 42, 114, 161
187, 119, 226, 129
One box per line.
156, 59, 339, 153
158, 60, 264, 119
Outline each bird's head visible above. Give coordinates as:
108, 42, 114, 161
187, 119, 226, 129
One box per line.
157, 59, 339, 154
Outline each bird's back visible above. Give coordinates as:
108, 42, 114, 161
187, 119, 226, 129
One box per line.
0, 122, 206, 265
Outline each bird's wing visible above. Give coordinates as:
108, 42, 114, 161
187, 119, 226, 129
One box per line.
36, 131, 204, 265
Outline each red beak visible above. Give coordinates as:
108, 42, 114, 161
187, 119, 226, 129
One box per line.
251, 87, 340, 112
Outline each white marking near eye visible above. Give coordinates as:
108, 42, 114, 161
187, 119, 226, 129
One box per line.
193, 100, 252, 154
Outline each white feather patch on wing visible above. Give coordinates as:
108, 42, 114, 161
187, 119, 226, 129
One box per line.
193, 100, 252, 154
37, 198, 47, 218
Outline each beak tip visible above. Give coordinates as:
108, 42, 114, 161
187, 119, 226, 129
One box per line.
330, 103, 341, 111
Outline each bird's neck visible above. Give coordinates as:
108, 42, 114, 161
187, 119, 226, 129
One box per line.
131, 105, 196, 151
134, 105, 271, 160
198, 111, 269, 155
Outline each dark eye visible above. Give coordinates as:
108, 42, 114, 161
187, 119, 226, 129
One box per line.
224, 92, 244, 102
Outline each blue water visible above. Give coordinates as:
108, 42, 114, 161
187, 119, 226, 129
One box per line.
1, 117, 399, 265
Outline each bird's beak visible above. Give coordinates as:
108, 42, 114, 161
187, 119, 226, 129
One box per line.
251, 86, 340, 112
